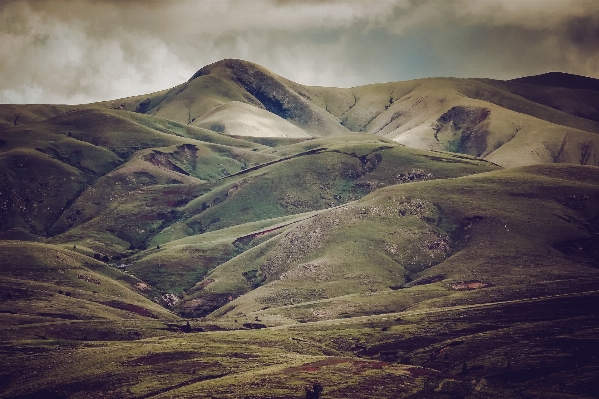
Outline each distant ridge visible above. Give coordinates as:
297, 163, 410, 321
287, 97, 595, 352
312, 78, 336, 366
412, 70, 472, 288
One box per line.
510, 71, 599, 91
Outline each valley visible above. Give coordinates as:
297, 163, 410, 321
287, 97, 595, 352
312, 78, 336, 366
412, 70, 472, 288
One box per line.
1, 59, 598, 398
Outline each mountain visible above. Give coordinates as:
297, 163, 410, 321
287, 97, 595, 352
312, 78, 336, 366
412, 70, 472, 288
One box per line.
122, 59, 599, 168
1, 60, 598, 399
510, 71, 599, 92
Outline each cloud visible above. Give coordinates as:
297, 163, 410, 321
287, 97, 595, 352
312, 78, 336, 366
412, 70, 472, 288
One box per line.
1, 0, 598, 104
382, 0, 599, 79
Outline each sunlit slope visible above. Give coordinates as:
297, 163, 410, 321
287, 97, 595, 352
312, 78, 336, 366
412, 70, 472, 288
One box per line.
193, 101, 311, 138
297, 78, 599, 167
120, 60, 599, 167
140, 59, 350, 137
4, 61, 591, 170
288, 71, 599, 135
178, 164, 599, 319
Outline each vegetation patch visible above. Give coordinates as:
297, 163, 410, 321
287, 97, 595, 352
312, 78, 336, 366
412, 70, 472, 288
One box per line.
449, 280, 493, 290
102, 301, 157, 318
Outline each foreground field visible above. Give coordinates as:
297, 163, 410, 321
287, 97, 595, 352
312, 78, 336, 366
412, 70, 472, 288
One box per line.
2, 289, 598, 398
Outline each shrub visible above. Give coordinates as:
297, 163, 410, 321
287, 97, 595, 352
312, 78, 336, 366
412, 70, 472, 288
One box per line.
305, 383, 323, 399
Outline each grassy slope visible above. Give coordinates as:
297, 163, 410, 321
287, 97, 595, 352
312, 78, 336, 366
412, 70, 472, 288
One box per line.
0, 148, 91, 237
0, 116, 123, 237
127, 136, 494, 301
139, 60, 599, 167
2, 62, 599, 399
193, 101, 311, 138
0, 106, 276, 241
298, 78, 599, 167
126, 212, 317, 296
2, 270, 598, 398
142, 59, 349, 138
0, 241, 179, 341
178, 164, 599, 322
48, 140, 275, 248
79, 60, 598, 168
0, 104, 76, 130
0, 176, 595, 399
171, 138, 497, 317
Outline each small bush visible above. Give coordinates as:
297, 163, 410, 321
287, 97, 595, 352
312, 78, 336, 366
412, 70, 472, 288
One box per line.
305, 383, 323, 399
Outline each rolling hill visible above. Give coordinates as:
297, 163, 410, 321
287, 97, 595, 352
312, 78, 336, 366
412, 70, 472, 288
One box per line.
122, 59, 599, 168
1, 59, 598, 399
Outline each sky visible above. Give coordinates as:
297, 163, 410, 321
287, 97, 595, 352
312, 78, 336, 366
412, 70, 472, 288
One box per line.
1, 0, 599, 104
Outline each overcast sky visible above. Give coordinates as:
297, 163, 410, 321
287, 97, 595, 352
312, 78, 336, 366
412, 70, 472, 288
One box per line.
2, 0, 599, 104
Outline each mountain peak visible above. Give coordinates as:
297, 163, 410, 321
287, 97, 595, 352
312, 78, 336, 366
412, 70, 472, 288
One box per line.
188, 59, 266, 82
509, 71, 599, 91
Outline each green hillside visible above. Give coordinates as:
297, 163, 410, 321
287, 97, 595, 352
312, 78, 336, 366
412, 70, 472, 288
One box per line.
176, 164, 599, 320
1, 60, 598, 399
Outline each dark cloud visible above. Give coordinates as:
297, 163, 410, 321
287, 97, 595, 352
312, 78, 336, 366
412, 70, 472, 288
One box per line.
1, 0, 598, 104
566, 15, 599, 47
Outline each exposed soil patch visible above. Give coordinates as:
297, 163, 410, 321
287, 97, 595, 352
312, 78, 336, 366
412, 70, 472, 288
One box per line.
358, 152, 383, 174
194, 278, 215, 290
177, 292, 231, 318
279, 260, 330, 282
233, 223, 292, 248
435, 106, 490, 133
77, 274, 100, 285
144, 151, 189, 176
397, 169, 434, 184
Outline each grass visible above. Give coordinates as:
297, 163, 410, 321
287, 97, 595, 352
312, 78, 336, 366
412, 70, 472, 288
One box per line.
1, 159, 598, 397
2, 289, 597, 398
127, 212, 321, 295
175, 163, 599, 320
0, 241, 180, 345
2, 59, 599, 398
0, 148, 89, 236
